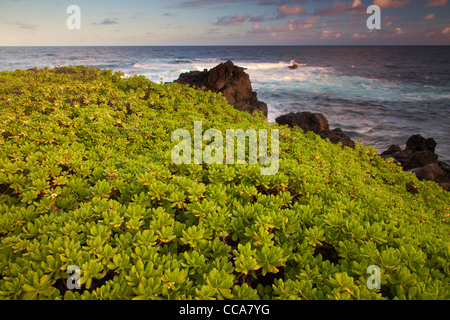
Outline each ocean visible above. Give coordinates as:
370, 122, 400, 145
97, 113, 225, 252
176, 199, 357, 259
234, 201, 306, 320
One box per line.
0, 46, 448, 162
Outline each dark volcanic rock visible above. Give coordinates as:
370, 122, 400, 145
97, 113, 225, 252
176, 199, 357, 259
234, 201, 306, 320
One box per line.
319, 128, 355, 149
405, 134, 437, 154
409, 163, 446, 183
381, 134, 450, 191
381, 135, 439, 171
275, 112, 329, 134
275, 111, 354, 148
380, 144, 411, 167
404, 151, 438, 171
174, 60, 268, 117
382, 144, 402, 155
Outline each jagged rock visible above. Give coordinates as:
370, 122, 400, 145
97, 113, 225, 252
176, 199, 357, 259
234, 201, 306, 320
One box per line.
275, 112, 329, 134
404, 151, 438, 171
382, 144, 402, 155
275, 111, 354, 148
381, 134, 450, 191
381, 145, 411, 167
405, 134, 437, 154
382, 136, 439, 170
409, 163, 446, 183
319, 128, 355, 149
174, 60, 268, 117
288, 64, 298, 70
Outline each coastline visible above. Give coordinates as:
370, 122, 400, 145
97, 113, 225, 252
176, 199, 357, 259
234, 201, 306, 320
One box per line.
173, 60, 450, 191
1, 46, 448, 163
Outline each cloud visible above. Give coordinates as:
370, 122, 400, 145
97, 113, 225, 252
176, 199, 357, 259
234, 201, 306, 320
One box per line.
424, 0, 448, 7
314, 0, 364, 16
249, 15, 319, 35
285, 16, 320, 31
442, 26, 450, 34
92, 18, 119, 25
422, 13, 435, 20
214, 14, 249, 26
321, 29, 332, 38
10, 21, 40, 31
248, 15, 267, 22
351, 32, 367, 38
395, 27, 405, 35
373, 0, 410, 9
275, 4, 306, 19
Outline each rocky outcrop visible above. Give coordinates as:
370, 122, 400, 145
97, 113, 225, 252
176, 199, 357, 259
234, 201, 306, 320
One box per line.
174, 60, 268, 117
275, 111, 355, 148
381, 134, 450, 191
410, 163, 446, 184
275, 112, 329, 133
318, 128, 355, 149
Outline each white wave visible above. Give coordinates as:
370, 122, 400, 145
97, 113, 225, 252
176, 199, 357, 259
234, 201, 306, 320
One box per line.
239, 61, 308, 71
132, 62, 150, 69
241, 61, 290, 70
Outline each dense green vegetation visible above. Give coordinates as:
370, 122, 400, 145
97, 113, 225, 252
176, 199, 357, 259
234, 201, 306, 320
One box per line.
0, 66, 448, 300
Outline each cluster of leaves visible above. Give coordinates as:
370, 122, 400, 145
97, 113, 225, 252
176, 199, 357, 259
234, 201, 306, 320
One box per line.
0, 66, 449, 300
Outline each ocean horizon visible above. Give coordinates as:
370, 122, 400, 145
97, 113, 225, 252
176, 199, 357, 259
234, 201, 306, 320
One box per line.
1, 45, 449, 162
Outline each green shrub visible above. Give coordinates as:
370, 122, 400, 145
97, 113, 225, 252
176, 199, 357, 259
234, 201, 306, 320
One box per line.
0, 66, 449, 300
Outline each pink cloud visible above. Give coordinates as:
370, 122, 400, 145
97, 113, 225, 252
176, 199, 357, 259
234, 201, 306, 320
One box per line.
320, 29, 343, 39
395, 27, 405, 35
314, 0, 364, 16
442, 27, 450, 34
422, 13, 435, 20
373, 0, 410, 8
276, 4, 306, 19
351, 32, 367, 38
250, 16, 320, 35
424, 0, 448, 7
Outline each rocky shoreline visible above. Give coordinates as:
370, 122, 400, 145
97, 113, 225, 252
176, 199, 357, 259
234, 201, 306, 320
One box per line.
380, 135, 450, 191
174, 61, 449, 191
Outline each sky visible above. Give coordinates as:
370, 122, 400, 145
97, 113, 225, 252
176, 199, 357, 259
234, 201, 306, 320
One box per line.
0, 0, 449, 45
